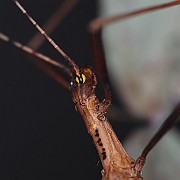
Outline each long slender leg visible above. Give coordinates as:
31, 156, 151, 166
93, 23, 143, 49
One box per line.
90, 1, 180, 114
27, 0, 79, 50
89, 0, 180, 32
29, 55, 70, 89
91, 30, 111, 111
90, 1, 180, 103
89, 0, 180, 125
90, 0, 180, 172
134, 102, 180, 175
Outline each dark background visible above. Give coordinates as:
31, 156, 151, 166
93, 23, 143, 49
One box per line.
0, 1, 179, 180
0, 1, 115, 179
1, 1, 101, 179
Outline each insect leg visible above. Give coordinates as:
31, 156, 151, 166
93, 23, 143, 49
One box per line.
134, 102, 180, 175
27, 0, 79, 50
89, 0, 180, 32
91, 30, 111, 116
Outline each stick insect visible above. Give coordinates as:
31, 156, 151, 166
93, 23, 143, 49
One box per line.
0, 0, 180, 179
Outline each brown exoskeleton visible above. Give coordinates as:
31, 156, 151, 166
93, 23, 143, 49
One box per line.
0, 0, 180, 179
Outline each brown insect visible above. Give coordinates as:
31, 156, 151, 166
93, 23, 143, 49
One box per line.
0, 0, 180, 179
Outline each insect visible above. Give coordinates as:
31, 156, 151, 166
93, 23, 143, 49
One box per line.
0, 1, 180, 179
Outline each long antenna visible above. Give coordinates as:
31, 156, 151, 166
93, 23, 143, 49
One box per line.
0, 33, 70, 75
13, 0, 80, 75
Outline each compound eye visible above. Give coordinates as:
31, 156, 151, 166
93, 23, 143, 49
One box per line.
75, 76, 80, 84
81, 74, 86, 83
75, 74, 86, 84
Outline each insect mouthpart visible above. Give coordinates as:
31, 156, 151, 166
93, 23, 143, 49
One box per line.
75, 74, 86, 84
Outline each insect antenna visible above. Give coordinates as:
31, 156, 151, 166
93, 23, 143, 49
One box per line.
13, 0, 80, 76
0, 33, 70, 75
0, 32, 70, 89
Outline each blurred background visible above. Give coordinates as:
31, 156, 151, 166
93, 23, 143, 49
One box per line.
0, 0, 180, 179
100, 0, 180, 179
